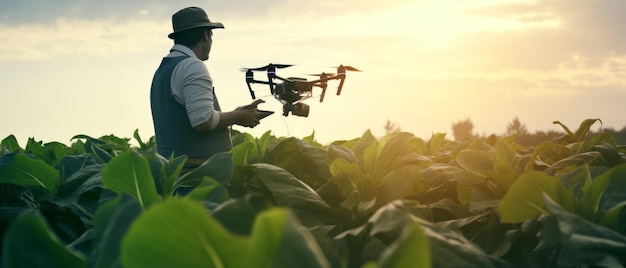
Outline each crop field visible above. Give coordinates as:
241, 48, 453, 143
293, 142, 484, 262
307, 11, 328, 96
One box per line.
1, 118, 625, 267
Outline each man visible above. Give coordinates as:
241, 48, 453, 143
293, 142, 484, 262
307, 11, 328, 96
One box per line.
151, 6, 265, 170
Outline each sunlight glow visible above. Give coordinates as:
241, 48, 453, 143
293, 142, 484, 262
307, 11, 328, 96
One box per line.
350, 0, 563, 47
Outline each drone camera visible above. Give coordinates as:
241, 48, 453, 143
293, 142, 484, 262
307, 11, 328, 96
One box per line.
294, 103, 310, 117
283, 102, 310, 117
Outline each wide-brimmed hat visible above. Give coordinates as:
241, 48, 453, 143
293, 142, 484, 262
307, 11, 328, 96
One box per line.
168, 7, 224, 39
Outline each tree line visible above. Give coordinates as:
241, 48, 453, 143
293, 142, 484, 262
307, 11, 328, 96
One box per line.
384, 118, 626, 146
450, 117, 626, 146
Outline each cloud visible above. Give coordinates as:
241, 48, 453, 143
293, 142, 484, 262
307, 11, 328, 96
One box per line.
461, 0, 626, 69
0, 18, 169, 61
0, 0, 414, 26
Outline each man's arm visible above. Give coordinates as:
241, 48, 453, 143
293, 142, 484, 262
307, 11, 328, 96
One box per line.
194, 99, 266, 132
174, 59, 267, 132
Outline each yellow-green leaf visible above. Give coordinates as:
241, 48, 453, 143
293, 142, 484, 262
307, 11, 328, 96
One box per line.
498, 171, 575, 223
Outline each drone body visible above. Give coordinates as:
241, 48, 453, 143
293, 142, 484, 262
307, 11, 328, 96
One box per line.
242, 64, 360, 117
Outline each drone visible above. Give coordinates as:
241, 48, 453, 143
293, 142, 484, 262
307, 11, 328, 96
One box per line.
241, 64, 361, 117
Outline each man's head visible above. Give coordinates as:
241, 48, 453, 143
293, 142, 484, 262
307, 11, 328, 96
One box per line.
169, 7, 224, 60
168, 7, 223, 39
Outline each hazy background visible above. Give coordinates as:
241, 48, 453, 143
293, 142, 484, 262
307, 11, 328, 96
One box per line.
1, 0, 625, 145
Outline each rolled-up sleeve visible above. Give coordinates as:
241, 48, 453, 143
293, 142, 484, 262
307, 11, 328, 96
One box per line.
172, 58, 220, 129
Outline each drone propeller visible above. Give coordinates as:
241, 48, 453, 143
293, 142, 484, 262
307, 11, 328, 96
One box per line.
307, 73, 335, 77
239, 64, 293, 72
329, 65, 362, 72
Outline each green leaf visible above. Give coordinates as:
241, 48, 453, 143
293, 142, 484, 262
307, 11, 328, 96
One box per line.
553, 118, 602, 144
554, 165, 591, 200
257, 130, 275, 146
330, 158, 377, 205
552, 120, 576, 140
120, 198, 248, 268
545, 151, 602, 175
25, 138, 69, 167
231, 131, 276, 167
491, 138, 522, 188
428, 132, 448, 155
211, 193, 273, 235
185, 176, 231, 209
407, 136, 428, 155
89, 194, 142, 268
372, 165, 424, 212
420, 163, 498, 206
543, 194, 626, 267
52, 163, 105, 217
524, 141, 570, 171
101, 151, 162, 209
231, 130, 255, 147
56, 155, 103, 195
175, 152, 233, 188
330, 157, 363, 191
377, 222, 431, 268
574, 118, 602, 143
592, 142, 624, 166
264, 137, 331, 189
231, 141, 258, 167
145, 152, 186, 196
247, 208, 330, 268
86, 139, 114, 164
0, 153, 60, 194
327, 144, 358, 164
437, 211, 510, 257
373, 132, 415, 180
1, 135, 22, 153
252, 163, 335, 226
424, 218, 500, 268
498, 171, 576, 223
57, 153, 98, 180
342, 201, 499, 268
1, 212, 86, 268
342, 200, 415, 238
348, 129, 378, 163
456, 149, 493, 178
302, 130, 324, 148
580, 163, 626, 221
133, 129, 154, 152
600, 205, 626, 232
363, 143, 378, 178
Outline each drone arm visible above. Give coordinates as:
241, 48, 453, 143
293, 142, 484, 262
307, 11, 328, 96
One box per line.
308, 75, 340, 84
273, 75, 291, 82
250, 80, 271, 85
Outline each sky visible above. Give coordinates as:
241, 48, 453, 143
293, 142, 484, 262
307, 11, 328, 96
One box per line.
1, 0, 625, 146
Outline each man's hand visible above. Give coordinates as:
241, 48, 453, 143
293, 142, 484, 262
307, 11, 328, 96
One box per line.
236, 99, 270, 128
236, 99, 265, 111
239, 109, 274, 128
195, 99, 268, 131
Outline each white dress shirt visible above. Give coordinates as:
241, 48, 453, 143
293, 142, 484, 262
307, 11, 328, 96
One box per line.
166, 44, 220, 130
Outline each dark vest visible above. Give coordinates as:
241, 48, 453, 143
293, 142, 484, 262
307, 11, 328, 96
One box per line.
150, 56, 232, 159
